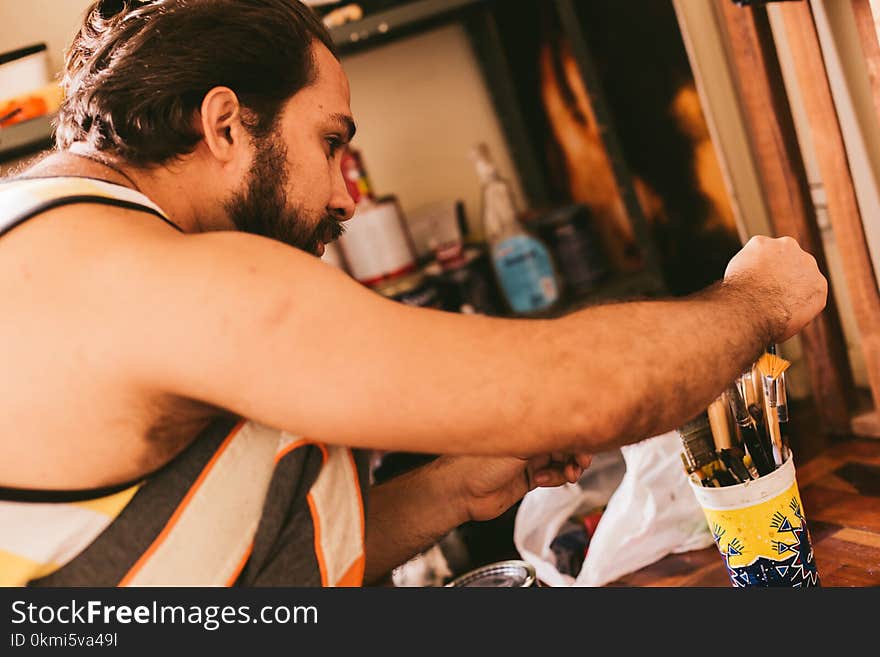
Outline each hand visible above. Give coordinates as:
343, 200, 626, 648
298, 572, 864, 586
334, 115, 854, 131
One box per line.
442, 452, 593, 523
724, 235, 827, 342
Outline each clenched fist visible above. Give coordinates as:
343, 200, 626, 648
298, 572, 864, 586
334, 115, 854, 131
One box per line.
724, 235, 827, 342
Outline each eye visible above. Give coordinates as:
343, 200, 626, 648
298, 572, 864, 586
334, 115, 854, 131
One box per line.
325, 136, 343, 158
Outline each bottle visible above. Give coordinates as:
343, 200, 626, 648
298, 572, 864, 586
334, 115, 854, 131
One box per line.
470, 143, 560, 315
341, 146, 375, 207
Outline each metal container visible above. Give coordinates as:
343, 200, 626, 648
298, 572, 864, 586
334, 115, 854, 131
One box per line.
445, 560, 537, 587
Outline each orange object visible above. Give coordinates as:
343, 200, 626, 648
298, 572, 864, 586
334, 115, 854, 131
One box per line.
0, 95, 48, 127
582, 507, 604, 538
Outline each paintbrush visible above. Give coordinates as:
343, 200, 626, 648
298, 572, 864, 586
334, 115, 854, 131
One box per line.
775, 374, 791, 460
678, 413, 718, 471
738, 367, 763, 413
741, 359, 777, 467
756, 353, 791, 465
726, 383, 776, 476
706, 459, 738, 487
681, 452, 698, 485
766, 345, 790, 423
749, 364, 765, 408
718, 449, 749, 483
681, 452, 713, 487
751, 359, 780, 463
707, 393, 751, 483
775, 371, 789, 423
707, 395, 735, 450
765, 345, 791, 458
748, 401, 779, 468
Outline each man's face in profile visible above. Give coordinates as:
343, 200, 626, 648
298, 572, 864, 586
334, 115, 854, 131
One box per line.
226, 41, 356, 256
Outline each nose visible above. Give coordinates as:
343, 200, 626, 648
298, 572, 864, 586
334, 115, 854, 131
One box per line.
330, 164, 356, 222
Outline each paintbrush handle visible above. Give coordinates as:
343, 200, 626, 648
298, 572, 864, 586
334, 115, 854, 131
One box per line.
708, 396, 735, 450
775, 372, 789, 423
720, 447, 753, 482
763, 395, 783, 452
739, 414, 775, 476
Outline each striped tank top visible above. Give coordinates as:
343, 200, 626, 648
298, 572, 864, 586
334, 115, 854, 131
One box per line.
0, 176, 369, 586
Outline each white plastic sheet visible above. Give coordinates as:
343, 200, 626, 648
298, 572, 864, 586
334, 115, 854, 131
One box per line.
514, 431, 713, 587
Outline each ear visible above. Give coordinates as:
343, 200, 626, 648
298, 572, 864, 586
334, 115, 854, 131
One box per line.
198, 86, 248, 163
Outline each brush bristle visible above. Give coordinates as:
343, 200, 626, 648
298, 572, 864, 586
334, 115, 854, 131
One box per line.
756, 353, 790, 379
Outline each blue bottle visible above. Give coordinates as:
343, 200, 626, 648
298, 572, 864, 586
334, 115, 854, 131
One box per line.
470, 143, 559, 314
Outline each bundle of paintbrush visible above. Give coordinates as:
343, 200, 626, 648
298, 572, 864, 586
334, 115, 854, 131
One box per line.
679, 349, 791, 487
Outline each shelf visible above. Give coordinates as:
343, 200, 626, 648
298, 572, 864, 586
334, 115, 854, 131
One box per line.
0, 113, 54, 164
330, 0, 488, 54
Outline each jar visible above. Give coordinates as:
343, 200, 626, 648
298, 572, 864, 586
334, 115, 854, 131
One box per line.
531, 204, 608, 297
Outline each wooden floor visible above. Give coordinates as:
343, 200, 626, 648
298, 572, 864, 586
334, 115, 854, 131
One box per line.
608, 398, 880, 587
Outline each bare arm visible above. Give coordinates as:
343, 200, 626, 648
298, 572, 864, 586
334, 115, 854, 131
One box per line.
364, 453, 590, 584
364, 458, 467, 585
81, 214, 822, 457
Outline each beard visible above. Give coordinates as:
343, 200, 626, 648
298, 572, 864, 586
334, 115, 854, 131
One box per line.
225, 134, 344, 255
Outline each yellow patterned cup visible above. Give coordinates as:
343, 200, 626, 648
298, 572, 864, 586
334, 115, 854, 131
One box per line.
688, 455, 820, 587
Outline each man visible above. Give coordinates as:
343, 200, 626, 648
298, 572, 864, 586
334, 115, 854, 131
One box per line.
0, 0, 826, 587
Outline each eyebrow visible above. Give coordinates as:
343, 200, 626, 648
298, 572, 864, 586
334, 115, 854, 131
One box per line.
329, 113, 357, 142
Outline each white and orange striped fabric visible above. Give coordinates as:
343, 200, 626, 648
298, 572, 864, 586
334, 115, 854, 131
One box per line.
0, 421, 366, 587
118, 421, 365, 587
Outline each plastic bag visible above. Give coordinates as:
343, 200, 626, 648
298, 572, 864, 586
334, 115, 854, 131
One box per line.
514, 431, 713, 587
391, 543, 452, 587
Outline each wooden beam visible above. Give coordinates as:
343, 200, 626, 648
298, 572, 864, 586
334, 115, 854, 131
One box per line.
779, 1, 880, 437
716, 0, 855, 434
851, 0, 880, 126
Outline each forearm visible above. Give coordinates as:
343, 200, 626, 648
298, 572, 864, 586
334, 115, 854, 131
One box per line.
347, 275, 780, 458
354, 276, 779, 458
530, 274, 783, 453
364, 457, 467, 585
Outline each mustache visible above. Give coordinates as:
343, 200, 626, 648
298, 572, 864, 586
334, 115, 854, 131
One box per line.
319, 215, 346, 242
327, 217, 345, 241
307, 214, 346, 256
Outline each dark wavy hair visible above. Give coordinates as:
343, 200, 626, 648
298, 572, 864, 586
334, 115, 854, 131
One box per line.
55, 0, 335, 165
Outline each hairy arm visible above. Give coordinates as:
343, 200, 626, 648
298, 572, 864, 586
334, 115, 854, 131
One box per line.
92, 223, 815, 457
364, 458, 468, 585
364, 453, 589, 584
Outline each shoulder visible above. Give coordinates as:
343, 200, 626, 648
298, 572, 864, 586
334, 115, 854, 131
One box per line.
2, 193, 380, 381
2, 193, 368, 338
